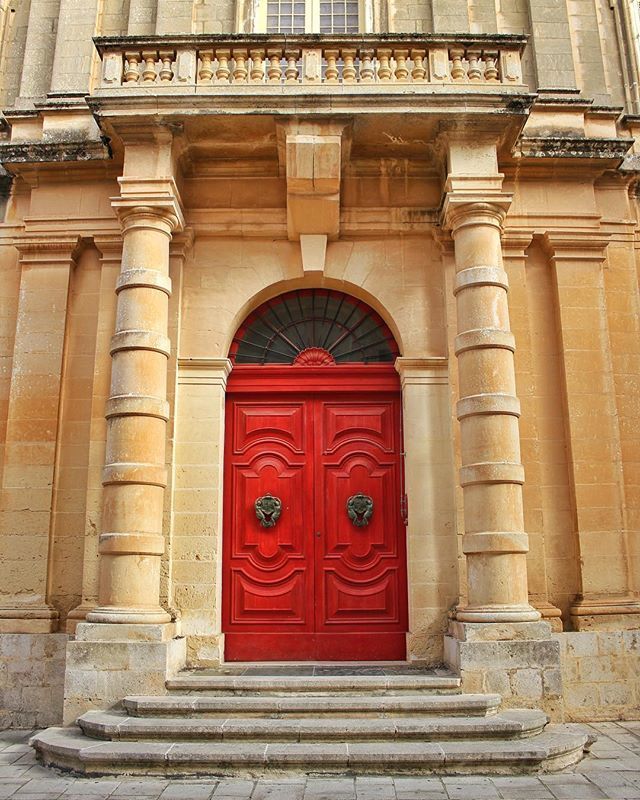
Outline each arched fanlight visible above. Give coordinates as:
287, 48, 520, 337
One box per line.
230, 289, 399, 365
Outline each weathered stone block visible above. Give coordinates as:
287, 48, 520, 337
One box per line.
512, 669, 543, 699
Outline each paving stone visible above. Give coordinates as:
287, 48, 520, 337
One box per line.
60, 780, 121, 796
212, 780, 255, 796
545, 785, 607, 799
111, 780, 170, 796
444, 778, 500, 799
303, 777, 355, 799
159, 783, 216, 799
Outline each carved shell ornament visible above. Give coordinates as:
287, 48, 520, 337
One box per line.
255, 493, 282, 528
347, 493, 374, 527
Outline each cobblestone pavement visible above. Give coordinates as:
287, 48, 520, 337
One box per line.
1, 722, 640, 799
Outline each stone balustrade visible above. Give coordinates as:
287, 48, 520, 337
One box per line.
93, 34, 526, 92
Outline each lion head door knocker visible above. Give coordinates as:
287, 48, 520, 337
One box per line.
347, 493, 374, 527
255, 493, 282, 528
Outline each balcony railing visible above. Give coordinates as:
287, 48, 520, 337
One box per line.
93, 34, 526, 93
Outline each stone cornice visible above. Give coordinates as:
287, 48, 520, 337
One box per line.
515, 136, 633, 162
0, 139, 110, 165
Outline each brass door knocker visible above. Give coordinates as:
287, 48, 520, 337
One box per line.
347, 493, 374, 527
255, 493, 282, 528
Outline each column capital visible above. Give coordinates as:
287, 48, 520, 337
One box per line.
441, 191, 512, 234
112, 177, 185, 232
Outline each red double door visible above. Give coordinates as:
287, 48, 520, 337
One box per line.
222, 366, 408, 661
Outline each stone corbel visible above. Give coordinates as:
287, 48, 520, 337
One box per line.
278, 120, 350, 245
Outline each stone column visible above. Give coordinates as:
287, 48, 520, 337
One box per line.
0, 236, 79, 632
443, 196, 539, 624
441, 145, 562, 716
86, 193, 183, 625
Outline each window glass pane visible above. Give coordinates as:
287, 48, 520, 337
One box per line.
319, 0, 359, 33
231, 290, 398, 365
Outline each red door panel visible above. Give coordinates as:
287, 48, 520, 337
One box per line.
315, 399, 407, 658
223, 373, 408, 661
223, 401, 315, 655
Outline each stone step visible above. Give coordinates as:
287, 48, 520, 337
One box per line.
166, 673, 461, 695
122, 693, 501, 718
31, 725, 590, 776
78, 708, 548, 742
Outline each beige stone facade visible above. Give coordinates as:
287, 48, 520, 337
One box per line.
0, 0, 639, 728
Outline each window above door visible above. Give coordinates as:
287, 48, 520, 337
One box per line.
254, 0, 367, 33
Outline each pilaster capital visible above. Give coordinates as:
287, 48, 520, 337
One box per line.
394, 357, 448, 388
502, 229, 534, 258
111, 177, 185, 233
14, 233, 94, 266
542, 230, 610, 263
178, 358, 233, 388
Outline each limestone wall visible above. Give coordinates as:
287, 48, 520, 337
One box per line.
557, 631, 640, 721
0, 633, 67, 728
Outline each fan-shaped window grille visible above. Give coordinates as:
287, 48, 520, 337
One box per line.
230, 289, 399, 365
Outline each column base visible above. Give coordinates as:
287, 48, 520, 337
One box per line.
570, 595, 640, 631
445, 620, 564, 719
0, 606, 59, 633
65, 603, 97, 634
532, 600, 564, 632
455, 603, 541, 623
62, 622, 186, 725
86, 605, 171, 625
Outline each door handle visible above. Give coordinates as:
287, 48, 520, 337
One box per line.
347, 493, 374, 527
254, 494, 282, 528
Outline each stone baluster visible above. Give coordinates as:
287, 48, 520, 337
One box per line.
232, 49, 248, 83
394, 49, 409, 81
159, 50, 174, 82
376, 48, 393, 81
267, 49, 283, 83
450, 48, 465, 80
124, 52, 141, 83
86, 186, 184, 625
341, 49, 357, 83
215, 49, 231, 83
443, 156, 540, 624
284, 50, 300, 83
141, 50, 158, 83
411, 49, 427, 81
324, 49, 340, 83
483, 51, 499, 82
360, 49, 375, 82
250, 49, 265, 83
198, 50, 214, 84
467, 49, 481, 81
